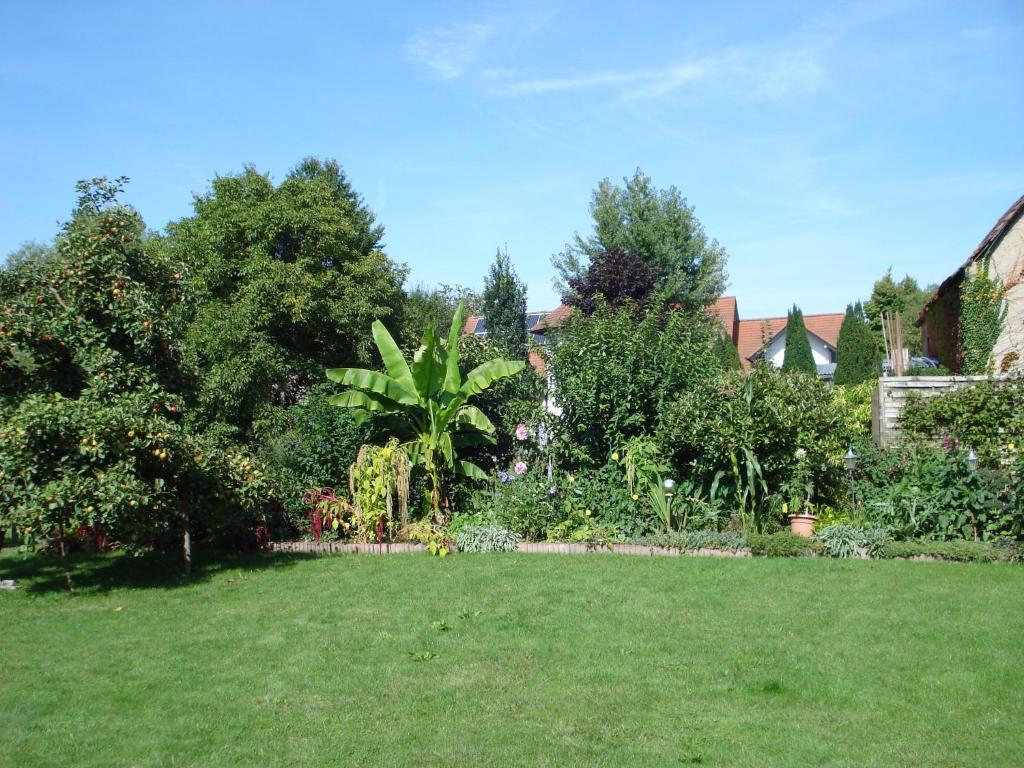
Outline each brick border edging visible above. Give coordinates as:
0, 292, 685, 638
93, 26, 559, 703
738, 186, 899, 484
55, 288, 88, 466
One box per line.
268, 540, 751, 557
269, 541, 430, 554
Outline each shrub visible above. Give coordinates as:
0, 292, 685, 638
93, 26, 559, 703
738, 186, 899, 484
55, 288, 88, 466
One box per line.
548, 301, 720, 466
830, 381, 875, 438
570, 462, 653, 538
853, 440, 1018, 540
545, 509, 620, 547
454, 524, 521, 553
899, 377, 1024, 465
747, 531, 820, 557
658, 365, 847, 530
467, 467, 562, 540
255, 383, 366, 536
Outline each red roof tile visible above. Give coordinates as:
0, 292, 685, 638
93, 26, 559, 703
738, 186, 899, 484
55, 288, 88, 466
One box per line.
707, 296, 739, 342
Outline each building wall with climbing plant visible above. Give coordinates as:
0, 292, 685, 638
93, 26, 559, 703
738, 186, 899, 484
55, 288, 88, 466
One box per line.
919, 194, 1024, 374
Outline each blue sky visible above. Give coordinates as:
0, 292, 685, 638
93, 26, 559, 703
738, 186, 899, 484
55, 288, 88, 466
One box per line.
1, 0, 1022, 318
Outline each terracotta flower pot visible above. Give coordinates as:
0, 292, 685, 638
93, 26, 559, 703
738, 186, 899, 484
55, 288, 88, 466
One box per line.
789, 514, 818, 537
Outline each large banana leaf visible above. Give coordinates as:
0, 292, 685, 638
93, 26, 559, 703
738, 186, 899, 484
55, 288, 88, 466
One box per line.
442, 302, 465, 395
454, 404, 495, 433
411, 325, 442, 400
459, 359, 527, 397
455, 460, 487, 479
328, 389, 404, 412
371, 320, 417, 396
325, 367, 419, 405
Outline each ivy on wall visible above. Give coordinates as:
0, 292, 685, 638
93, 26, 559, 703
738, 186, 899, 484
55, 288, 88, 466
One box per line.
959, 258, 1007, 375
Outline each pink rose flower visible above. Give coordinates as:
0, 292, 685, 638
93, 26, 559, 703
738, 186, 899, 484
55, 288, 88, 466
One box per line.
514, 461, 528, 475
515, 423, 529, 441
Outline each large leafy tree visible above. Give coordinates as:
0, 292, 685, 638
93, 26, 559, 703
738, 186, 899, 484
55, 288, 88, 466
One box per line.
326, 303, 525, 522
833, 302, 880, 385
781, 305, 816, 374
564, 245, 660, 316
0, 179, 267, 584
552, 169, 727, 312
168, 158, 406, 437
481, 248, 527, 360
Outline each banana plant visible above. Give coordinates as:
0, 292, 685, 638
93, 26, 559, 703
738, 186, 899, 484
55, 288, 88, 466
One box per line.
326, 302, 525, 523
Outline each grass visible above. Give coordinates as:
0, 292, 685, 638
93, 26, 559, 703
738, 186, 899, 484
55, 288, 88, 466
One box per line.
1, 550, 1022, 767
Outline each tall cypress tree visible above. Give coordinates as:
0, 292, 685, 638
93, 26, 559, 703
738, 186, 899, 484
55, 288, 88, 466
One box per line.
481, 247, 528, 360
834, 302, 880, 385
712, 331, 743, 370
781, 304, 816, 374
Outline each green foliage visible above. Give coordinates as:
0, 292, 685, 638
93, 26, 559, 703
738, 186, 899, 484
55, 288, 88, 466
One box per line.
327, 302, 525, 519
712, 331, 743, 370
254, 383, 365, 535
747, 531, 820, 557
481, 247, 528, 360
169, 158, 406, 437
404, 520, 451, 556
833, 302, 880, 385
864, 270, 935, 357
780, 305, 816, 374
658, 366, 847, 530
398, 283, 480, 352
545, 507, 619, 547
0, 179, 267, 556
456, 334, 545, 469
878, 539, 1021, 562
852, 440, 1019, 540
552, 168, 727, 311
959, 258, 1008, 374
467, 467, 561, 539
631, 530, 747, 551
899, 377, 1024, 464
564, 464, 651, 538
454, 524, 521, 553
814, 524, 889, 558
548, 301, 720, 465
349, 440, 411, 542
830, 381, 875, 437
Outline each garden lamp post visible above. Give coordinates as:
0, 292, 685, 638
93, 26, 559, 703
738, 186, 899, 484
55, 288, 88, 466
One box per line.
967, 447, 978, 473
662, 478, 676, 532
844, 445, 857, 519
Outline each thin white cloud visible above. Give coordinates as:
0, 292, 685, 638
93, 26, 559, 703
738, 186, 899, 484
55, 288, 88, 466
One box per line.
483, 44, 826, 101
404, 22, 496, 80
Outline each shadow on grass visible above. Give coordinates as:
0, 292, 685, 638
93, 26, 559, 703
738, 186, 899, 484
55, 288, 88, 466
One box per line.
0, 547, 318, 596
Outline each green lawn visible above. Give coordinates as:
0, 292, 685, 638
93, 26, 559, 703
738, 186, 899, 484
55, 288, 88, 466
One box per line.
1, 550, 1022, 767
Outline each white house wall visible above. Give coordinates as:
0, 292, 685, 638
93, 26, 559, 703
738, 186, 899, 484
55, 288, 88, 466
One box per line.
760, 332, 835, 368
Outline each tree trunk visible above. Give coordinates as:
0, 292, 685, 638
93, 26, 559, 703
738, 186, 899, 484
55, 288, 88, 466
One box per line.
182, 510, 192, 576
57, 523, 75, 594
